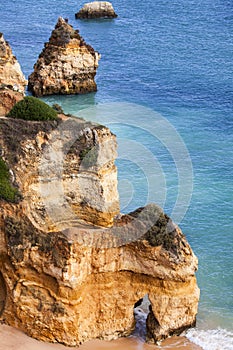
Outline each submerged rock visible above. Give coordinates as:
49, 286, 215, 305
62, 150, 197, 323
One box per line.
75, 1, 118, 19
28, 17, 100, 97
0, 116, 199, 346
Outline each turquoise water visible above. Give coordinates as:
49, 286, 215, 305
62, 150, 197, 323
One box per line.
1, 0, 233, 348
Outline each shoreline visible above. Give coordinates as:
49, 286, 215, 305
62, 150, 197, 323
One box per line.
0, 324, 202, 350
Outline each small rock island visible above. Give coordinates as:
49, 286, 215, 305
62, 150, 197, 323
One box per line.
75, 1, 118, 19
28, 17, 100, 97
0, 24, 199, 348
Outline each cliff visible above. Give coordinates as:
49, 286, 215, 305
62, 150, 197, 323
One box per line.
0, 33, 26, 115
0, 116, 199, 346
28, 18, 100, 97
0, 33, 27, 93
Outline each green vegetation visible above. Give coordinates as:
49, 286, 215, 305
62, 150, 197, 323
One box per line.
0, 157, 20, 202
7, 96, 58, 121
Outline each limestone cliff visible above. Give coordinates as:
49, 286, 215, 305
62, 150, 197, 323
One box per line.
75, 2, 118, 19
0, 116, 199, 346
0, 33, 26, 115
0, 33, 27, 94
28, 18, 100, 97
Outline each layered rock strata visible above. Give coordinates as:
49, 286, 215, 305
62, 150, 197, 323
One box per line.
28, 17, 100, 97
75, 2, 118, 19
0, 116, 199, 346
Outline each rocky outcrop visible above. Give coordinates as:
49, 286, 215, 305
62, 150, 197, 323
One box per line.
0, 33, 27, 94
0, 116, 119, 228
0, 33, 26, 115
0, 88, 23, 116
0, 116, 199, 346
28, 18, 100, 97
75, 2, 118, 19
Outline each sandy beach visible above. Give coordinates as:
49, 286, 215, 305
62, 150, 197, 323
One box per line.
0, 324, 202, 350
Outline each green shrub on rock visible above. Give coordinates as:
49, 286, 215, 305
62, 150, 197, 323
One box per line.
6, 96, 58, 121
0, 157, 21, 202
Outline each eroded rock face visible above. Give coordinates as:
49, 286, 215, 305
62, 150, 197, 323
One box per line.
0, 117, 119, 228
75, 1, 118, 19
0, 116, 199, 346
28, 18, 100, 97
0, 33, 27, 94
0, 33, 26, 115
0, 88, 23, 116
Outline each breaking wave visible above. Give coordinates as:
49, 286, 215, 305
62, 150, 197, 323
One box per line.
186, 328, 233, 350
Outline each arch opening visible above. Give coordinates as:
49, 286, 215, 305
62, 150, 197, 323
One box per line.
131, 294, 151, 340
0, 271, 6, 316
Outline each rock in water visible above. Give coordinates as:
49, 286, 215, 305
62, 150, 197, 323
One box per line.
0, 33, 26, 115
75, 1, 118, 19
0, 116, 199, 346
28, 17, 100, 97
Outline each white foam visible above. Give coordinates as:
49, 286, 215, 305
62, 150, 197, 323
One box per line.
186, 328, 233, 350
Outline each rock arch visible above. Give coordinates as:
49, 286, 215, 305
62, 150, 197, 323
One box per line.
133, 294, 151, 340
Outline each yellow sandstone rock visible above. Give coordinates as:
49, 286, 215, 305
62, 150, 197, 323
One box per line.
0, 33, 26, 115
0, 116, 199, 346
0, 33, 27, 94
28, 18, 100, 97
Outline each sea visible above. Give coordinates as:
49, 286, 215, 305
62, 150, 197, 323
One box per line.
0, 0, 233, 349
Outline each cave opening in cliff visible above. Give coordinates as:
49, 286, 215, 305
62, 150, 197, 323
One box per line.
132, 294, 151, 340
0, 271, 6, 316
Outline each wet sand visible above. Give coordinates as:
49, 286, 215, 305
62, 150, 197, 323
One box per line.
0, 324, 202, 350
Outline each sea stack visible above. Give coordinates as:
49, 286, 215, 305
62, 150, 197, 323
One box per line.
0, 33, 26, 115
75, 1, 118, 19
28, 17, 100, 97
0, 114, 199, 346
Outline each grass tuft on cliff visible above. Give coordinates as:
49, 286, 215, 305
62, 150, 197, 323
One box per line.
0, 157, 21, 202
6, 96, 58, 121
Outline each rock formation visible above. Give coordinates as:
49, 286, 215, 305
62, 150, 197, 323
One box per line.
28, 18, 100, 97
0, 115, 199, 346
0, 33, 27, 94
0, 33, 26, 115
75, 2, 118, 19
0, 88, 23, 116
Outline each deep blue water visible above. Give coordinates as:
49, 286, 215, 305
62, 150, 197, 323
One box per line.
1, 0, 233, 348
